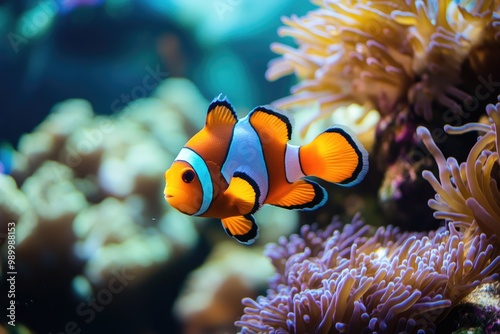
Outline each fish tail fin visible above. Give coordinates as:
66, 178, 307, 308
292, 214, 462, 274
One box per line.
299, 125, 368, 186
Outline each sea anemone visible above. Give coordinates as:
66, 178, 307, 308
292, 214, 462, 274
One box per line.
235, 95, 500, 334
417, 95, 500, 239
236, 214, 500, 333
266, 0, 500, 134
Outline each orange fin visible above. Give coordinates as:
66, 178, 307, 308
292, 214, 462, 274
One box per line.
225, 172, 260, 215
268, 179, 327, 211
248, 105, 293, 143
206, 94, 238, 129
221, 214, 259, 244
299, 125, 368, 186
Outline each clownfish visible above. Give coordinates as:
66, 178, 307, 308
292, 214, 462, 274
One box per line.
164, 95, 368, 245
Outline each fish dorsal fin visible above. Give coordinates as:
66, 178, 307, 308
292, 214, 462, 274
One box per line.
248, 105, 293, 143
221, 214, 259, 245
268, 179, 327, 211
224, 172, 260, 215
206, 94, 238, 129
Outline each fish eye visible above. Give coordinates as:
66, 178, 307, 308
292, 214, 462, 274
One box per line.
182, 169, 195, 183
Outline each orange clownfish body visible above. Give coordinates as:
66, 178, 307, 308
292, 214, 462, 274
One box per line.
164, 95, 368, 244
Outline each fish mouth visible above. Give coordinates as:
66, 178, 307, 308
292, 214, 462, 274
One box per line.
166, 194, 173, 198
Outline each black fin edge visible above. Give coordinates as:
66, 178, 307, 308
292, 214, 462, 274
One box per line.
233, 171, 261, 214
324, 127, 368, 186
222, 214, 259, 245
249, 106, 292, 140
207, 94, 238, 121
273, 180, 327, 211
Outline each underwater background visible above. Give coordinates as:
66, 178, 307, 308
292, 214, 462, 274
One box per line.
1, 0, 500, 333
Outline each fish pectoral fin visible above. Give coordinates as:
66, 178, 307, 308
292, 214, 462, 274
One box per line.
248, 105, 293, 143
221, 214, 259, 245
268, 179, 327, 211
225, 172, 260, 215
206, 94, 238, 129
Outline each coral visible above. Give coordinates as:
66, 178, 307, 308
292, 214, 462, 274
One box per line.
292, 103, 380, 151
73, 197, 184, 284
171, 205, 299, 332
0, 78, 206, 288
13, 99, 95, 182
266, 0, 500, 133
236, 215, 500, 333
417, 95, 500, 239
22, 161, 88, 225
174, 241, 274, 334
377, 153, 437, 231
437, 282, 500, 333
0, 175, 37, 246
